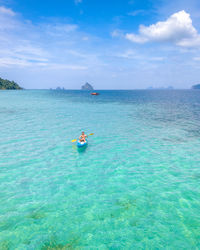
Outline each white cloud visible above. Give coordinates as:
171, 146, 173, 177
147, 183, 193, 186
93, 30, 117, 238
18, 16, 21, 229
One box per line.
0, 6, 18, 30
116, 49, 164, 62
128, 10, 145, 16
45, 24, 78, 36
126, 10, 200, 47
46, 63, 87, 70
150, 57, 164, 61
111, 29, 123, 38
1, 4, 197, 89
0, 57, 31, 67
0, 6, 15, 16
193, 57, 200, 61
0, 5, 86, 68
82, 36, 88, 41
0, 56, 87, 70
0, 5, 103, 83
126, 33, 147, 43
74, 0, 82, 5
116, 49, 138, 59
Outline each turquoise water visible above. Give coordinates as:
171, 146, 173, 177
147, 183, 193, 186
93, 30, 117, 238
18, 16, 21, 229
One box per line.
0, 90, 200, 249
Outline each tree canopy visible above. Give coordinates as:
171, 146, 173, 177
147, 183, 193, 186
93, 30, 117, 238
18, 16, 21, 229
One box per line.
0, 77, 22, 90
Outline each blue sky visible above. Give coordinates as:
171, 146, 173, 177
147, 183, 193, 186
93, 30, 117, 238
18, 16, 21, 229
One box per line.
1, 0, 200, 89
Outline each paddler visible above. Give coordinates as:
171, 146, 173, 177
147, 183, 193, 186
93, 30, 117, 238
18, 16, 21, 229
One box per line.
79, 131, 87, 142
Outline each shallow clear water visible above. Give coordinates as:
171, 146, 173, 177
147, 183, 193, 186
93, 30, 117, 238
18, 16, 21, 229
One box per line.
0, 90, 200, 249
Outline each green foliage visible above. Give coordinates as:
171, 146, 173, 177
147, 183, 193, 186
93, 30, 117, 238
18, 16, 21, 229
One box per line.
0, 77, 22, 90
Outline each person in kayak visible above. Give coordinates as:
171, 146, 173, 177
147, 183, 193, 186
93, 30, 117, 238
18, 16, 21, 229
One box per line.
79, 132, 87, 142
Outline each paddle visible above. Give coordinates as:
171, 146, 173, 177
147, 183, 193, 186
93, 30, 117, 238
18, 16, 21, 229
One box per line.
71, 133, 94, 142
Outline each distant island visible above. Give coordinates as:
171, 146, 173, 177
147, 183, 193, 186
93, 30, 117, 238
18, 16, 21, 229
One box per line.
0, 77, 22, 90
192, 84, 200, 89
147, 86, 174, 90
55, 87, 65, 90
81, 82, 94, 90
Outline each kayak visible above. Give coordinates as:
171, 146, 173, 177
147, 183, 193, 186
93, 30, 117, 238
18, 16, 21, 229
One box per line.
77, 139, 88, 148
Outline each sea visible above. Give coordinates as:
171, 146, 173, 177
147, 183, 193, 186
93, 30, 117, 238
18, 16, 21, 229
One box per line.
0, 90, 200, 249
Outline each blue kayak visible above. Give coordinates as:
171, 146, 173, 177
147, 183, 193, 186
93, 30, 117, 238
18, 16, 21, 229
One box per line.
77, 139, 88, 148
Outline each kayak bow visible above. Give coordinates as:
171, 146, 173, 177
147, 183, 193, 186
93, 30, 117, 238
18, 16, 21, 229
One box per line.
77, 139, 88, 148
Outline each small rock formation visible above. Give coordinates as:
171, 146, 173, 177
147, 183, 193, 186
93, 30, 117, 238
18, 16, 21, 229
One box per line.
81, 82, 94, 90
192, 84, 200, 89
54, 87, 65, 90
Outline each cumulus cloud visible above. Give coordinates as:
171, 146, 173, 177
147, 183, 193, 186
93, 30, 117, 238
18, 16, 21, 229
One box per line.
126, 10, 200, 47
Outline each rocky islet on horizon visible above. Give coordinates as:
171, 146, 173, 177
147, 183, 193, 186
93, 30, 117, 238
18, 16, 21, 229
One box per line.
81, 82, 94, 90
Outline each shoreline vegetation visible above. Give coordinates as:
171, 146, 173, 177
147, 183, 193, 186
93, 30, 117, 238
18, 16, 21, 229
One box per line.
0, 77, 22, 90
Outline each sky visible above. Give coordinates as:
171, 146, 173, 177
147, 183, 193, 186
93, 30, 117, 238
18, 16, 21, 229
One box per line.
1, 0, 200, 89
